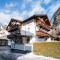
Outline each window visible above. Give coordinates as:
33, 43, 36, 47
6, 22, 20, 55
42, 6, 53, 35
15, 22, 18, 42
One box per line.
38, 37, 47, 42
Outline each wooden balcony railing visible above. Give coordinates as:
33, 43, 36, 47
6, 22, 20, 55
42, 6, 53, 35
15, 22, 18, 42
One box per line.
36, 31, 49, 37
36, 20, 50, 30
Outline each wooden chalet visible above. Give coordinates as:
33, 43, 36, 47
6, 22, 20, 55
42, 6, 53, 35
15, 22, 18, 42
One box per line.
6, 18, 23, 44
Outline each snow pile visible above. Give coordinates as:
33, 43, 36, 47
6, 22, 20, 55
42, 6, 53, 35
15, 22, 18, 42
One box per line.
17, 53, 59, 60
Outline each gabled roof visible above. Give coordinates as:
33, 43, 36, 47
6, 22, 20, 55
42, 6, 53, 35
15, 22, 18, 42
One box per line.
23, 14, 51, 26
6, 18, 22, 31
8, 18, 22, 25
23, 14, 47, 22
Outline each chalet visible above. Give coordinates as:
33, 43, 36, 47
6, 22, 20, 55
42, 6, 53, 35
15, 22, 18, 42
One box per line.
6, 18, 22, 44
21, 14, 51, 43
6, 14, 51, 51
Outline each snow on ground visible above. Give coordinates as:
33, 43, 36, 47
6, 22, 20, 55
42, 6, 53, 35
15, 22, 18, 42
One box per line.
17, 53, 60, 60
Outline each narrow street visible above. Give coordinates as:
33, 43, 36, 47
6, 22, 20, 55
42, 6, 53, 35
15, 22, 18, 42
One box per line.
0, 46, 59, 60
0, 46, 25, 60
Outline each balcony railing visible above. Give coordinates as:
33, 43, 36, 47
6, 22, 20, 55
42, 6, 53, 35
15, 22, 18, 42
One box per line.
36, 31, 49, 37
36, 20, 50, 30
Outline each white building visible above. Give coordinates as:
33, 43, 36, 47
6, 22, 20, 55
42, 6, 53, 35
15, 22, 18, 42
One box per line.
20, 15, 51, 44
0, 26, 10, 45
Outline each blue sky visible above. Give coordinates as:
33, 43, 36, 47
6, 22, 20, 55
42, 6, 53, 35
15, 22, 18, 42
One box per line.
0, 0, 60, 25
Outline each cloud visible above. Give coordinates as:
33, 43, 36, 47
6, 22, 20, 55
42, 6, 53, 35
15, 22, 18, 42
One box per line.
11, 11, 23, 20
4, 2, 18, 13
32, 0, 51, 5
43, 0, 51, 4
0, 12, 10, 25
28, 2, 45, 17
5, 3, 15, 9
23, 0, 32, 3
21, 4, 26, 10
19, 0, 45, 18
4, 9, 11, 13
28, 6, 45, 17
0, 11, 23, 26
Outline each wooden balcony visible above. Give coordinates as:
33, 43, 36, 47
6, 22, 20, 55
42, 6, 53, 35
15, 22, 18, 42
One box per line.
36, 31, 49, 37
36, 20, 50, 30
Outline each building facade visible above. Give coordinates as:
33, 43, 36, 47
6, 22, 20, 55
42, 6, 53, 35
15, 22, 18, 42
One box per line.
6, 14, 51, 45
21, 15, 51, 44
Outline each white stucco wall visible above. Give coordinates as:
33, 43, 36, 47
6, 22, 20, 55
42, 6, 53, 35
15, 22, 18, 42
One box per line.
21, 19, 36, 43
21, 19, 36, 36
